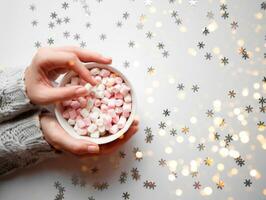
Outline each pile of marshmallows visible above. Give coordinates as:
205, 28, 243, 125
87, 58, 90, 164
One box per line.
61, 67, 132, 138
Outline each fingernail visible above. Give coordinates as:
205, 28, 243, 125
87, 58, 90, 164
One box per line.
87, 145, 99, 153
75, 87, 87, 95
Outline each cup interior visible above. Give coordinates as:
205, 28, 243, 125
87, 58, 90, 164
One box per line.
54, 63, 136, 144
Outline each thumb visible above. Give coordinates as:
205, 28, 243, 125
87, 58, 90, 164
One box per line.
42, 85, 88, 104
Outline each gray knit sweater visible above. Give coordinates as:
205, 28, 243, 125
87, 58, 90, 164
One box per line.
0, 67, 57, 177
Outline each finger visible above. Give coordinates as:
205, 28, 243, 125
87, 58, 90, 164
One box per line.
37, 50, 97, 85
53, 46, 112, 64
38, 84, 88, 104
42, 115, 99, 155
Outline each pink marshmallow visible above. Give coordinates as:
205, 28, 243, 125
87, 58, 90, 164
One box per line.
112, 115, 119, 124
100, 104, 108, 113
83, 117, 91, 126
122, 111, 130, 118
69, 109, 77, 119
78, 97, 87, 108
94, 99, 101, 107
70, 100, 81, 109
100, 69, 111, 77
121, 85, 130, 95
62, 110, 70, 119
115, 77, 123, 84
114, 93, 123, 99
104, 90, 112, 98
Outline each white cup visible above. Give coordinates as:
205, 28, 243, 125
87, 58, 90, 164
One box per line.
55, 63, 136, 144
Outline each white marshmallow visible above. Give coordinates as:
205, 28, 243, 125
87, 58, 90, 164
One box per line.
98, 125, 106, 133
84, 83, 92, 92
96, 118, 104, 126
90, 68, 100, 75
115, 107, 123, 114
90, 112, 99, 122
87, 123, 97, 134
87, 99, 94, 110
90, 131, 100, 138
109, 124, 119, 134
80, 108, 90, 118
68, 119, 76, 125
122, 103, 131, 113
115, 99, 124, 107
108, 98, 116, 108
100, 69, 111, 77
117, 116, 127, 129
124, 94, 132, 103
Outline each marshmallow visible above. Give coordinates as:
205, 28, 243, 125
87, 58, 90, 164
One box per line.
115, 77, 123, 84
100, 69, 111, 77
115, 107, 123, 114
90, 112, 99, 122
108, 109, 116, 117
122, 111, 130, 118
90, 131, 100, 138
77, 128, 87, 136
115, 99, 124, 107
78, 97, 87, 108
69, 110, 77, 119
76, 119, 86, 128
96, 117, 104, 126
90, 68, 100, 75
70, 100, 80, 109
94, 99, 102, 107
68, 118, 76, 125
95, 76, 102, 83
114, 93, 123, 99
122, 103, 131, 113
98, 125, 106, 133
62, 67, 133, 138
87, 123, 97, 134
104, 90, 112, 98
108, 98, 116, 108
124, 94, 132, 103
62, 110, 70, 119
106, 77, 115, 87
87, 99, 94, 110
109, 124, 118, 134
112, 115, 119, 124
83, 117, 91, 126
117, 116, 127, 129
80, 108, 90, 118
120, 84, 130, 95
85, 83, 92, 92
112, 84, 121, 93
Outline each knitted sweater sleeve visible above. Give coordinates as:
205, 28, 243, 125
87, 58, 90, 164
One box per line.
0, 111, 58, 177
0, 67, 58, 177
0, 67, 37, 123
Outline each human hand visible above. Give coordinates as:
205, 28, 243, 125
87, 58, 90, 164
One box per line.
25, 46, 112, 105
40, 114, 139, 155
